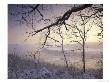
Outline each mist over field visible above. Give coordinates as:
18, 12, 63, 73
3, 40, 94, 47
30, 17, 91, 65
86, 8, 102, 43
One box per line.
8, 42, 103, 79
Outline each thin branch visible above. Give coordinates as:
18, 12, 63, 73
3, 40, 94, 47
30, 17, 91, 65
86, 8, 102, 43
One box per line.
70, 40, 83, 46
85, 26, 92, 34
65, 23, 83, 39
47, 36, 61, 45
21, 4, 40, 14
41, 28, 50, 48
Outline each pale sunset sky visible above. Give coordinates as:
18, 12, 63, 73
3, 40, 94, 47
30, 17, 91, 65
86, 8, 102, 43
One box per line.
8, 4, 102, 45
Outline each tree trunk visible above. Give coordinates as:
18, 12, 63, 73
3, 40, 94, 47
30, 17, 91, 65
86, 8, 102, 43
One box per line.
61, 36, 69, 70
82, 38, 86, 73
62, 46, 69, 70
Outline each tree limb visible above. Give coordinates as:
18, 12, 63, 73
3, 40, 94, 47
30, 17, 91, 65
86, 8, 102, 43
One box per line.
29, 4, 92, 36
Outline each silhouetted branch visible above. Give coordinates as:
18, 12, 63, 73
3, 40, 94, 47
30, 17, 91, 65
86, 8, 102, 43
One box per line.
47, 36, 61, 44
28, 4, 92, 36
70, 40, 83, 46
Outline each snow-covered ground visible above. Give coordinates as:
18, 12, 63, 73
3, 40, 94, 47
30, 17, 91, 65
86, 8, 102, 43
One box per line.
8, 54, 102, 79
8, 43, 103, 79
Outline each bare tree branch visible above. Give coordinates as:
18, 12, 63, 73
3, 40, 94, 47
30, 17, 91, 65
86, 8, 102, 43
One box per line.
28, 4, 92, 36
70, 40, 83, 46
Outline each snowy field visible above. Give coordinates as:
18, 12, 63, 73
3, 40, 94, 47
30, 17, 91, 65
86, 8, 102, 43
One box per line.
8, 43, 103, 79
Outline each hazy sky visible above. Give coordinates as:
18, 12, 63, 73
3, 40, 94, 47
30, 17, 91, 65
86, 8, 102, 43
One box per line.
8, 4, 102, 45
